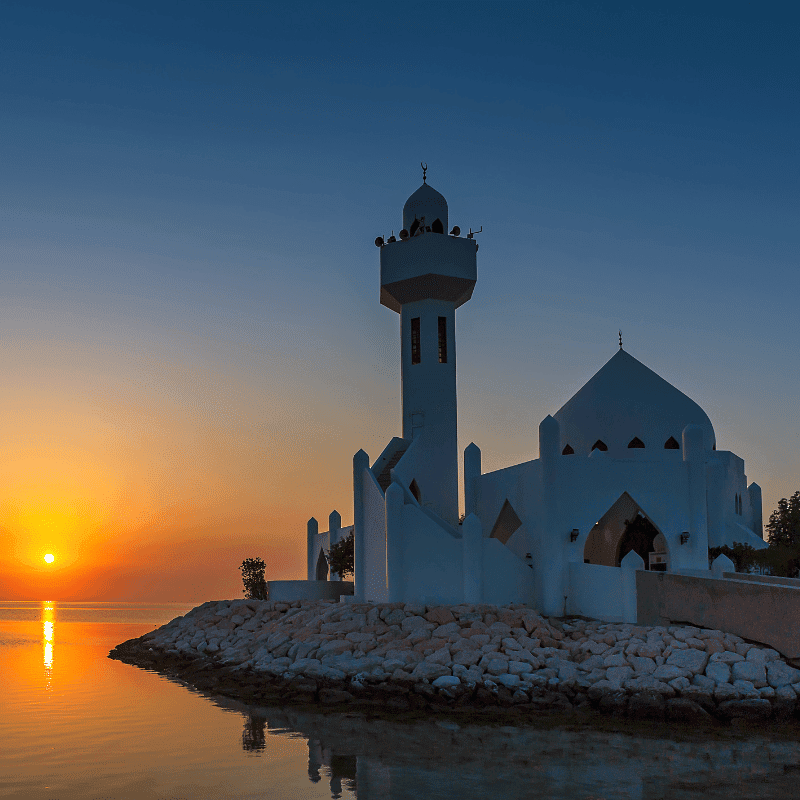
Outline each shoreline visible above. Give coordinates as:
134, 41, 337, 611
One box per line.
109, 597, 800, 731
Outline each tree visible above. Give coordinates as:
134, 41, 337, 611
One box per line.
239, 557, 268, 600
765, 491, 800, 548
326, 531, 354, 578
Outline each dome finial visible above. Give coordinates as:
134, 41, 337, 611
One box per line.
619, 330, 623, 350
421, 161, 428, 184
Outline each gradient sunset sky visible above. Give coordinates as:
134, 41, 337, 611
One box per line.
2, 1, 798, 601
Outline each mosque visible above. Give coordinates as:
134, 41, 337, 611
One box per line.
305, 176, 767, 620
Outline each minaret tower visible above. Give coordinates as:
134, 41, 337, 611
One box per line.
377, 173, 478, 526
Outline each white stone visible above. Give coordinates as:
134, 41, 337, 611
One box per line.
665, 648, 709, 674
432, 675, 461, 688
495, 673, 521, 688
767, 660, 800, 687
709, 651, 744, 665
628, 656, 657, 675
653, 664, 690, 682
731, 660, 768, 688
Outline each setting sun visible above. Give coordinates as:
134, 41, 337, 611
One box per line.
44, 554, 55, 564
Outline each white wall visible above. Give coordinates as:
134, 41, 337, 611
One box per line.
567, 562, 625, 622
483, 538, 536, 606
400, 502, 463, 604
362, 468, 389, 602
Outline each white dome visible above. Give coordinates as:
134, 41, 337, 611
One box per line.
553, 349, 715, 456
402, 182, 448, 234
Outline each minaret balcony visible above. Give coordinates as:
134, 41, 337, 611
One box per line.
380, 233, 477, 312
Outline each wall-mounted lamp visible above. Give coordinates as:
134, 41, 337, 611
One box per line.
570, 528, 580, 542
680, 532, 690, 545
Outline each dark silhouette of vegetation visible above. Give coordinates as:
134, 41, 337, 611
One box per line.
766, 490, 800, 548
239, 557, 268, 600
708, 493, 800, 578
326, 531, 354, 578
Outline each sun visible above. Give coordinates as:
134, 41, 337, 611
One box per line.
44, 553, 55, 564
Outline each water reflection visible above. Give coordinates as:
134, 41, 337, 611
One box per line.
42, 601, 54, 686
232, 704, 800, 800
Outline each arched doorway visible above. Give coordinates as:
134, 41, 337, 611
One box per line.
583, 492, 667, 570
315, 549, 329, 580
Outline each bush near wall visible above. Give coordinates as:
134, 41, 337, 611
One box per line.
708, 542, 800, 578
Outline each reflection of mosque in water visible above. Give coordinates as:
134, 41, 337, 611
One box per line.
235, 705, 800, 800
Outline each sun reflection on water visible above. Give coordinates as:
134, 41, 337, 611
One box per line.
42, 601, 55, 685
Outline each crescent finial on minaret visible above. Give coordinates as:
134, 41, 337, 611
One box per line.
619, 330, 623, 350
421, 162, 427, 183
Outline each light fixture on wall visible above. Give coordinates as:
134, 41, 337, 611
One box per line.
570, 528, 580, 542
680, 532, 690, 545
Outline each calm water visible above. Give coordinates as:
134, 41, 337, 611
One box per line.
2, 602, 800, 800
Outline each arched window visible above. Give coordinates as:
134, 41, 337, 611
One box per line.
628, 437, 645, 449
431, 218, 444, 234
562, 444, 574, 455
734, 493, 740, 515
315, 549, 328, 581
591, 440, 608, 452
409, 479, 421, 503
409, 217, 421, 237
664, 436, 680, 450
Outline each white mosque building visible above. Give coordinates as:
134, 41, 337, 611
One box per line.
306, 177, 767, 620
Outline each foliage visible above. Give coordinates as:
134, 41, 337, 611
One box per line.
326, 530, 354, 578
765, 491, 800, 548
708, 541, 800, 579
239, 557, 268, 600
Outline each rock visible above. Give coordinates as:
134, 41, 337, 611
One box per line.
578, 654, 606, 672
767, 661, 800, 688
555, 661, 580, 682
717, 698, 773, 721
598, 691, 627, 716
732, 660, 767, 688
679, 686, 715, 711
713, 683, 738, 702
401, 615, 429, 632
603, 653, 628, 668
587, 680, 615, 701
706, 662, 731, 684
426, 646, 451, 666
410, 662, 450, 681
747, 647, 780, 664
759, 686, 775, 699
629, 656, 657, 675
509, 660, 532, 675
579, 640, 610, 656
627, 692, 665, 721
653, 664, 690, 682
319, 689, 354, 705
425, 607, 455, 625
709, 651, 745, 664
382, 608, 405, 626
495, 673, 521, 688
704, 639, 726, 655
668, 677, 691, 691
432, 675, 461, 689
317, 640, 353, 657
666, 648, 709, 674
606, 666, 634, 687
776, 684, 797, 700
452, 649, 481, 667
623, 676, 675, 697
692, 674, 716, 691
666, 698, 714, 723
635, 644, 662, 659
732, 680, 760, 699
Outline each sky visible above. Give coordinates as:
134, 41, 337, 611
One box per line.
1, 0, 798, 601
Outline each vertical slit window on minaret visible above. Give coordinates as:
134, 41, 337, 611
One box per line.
411, 317, 421, 364
438, 316, 447, 363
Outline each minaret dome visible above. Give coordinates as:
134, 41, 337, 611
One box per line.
403, 183, 448, 234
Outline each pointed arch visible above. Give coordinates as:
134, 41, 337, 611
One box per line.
583, 492, 667, 570
409, 479, 421, 503
431, 217, 444, 234
562, 444, 574, 455
591, 440, 608, 452
664, 436, 680, 450
409, 217, 421, 237
627, 437, 645, 449
315, 549, 329, 581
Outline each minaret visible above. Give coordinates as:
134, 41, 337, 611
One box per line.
378, 174, 477, 525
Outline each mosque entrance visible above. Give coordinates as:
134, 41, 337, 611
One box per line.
583, 492, 668, 570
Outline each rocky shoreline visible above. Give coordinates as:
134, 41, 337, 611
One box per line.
109, 598, 800, 728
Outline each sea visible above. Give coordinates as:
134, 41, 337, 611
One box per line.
2, 601, 800, 800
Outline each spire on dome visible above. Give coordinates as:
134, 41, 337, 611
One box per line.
421, 161, 428, 184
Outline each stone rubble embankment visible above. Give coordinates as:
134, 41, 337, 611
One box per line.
109, 598, 800, 726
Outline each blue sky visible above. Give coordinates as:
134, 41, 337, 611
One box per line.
1, 1, 798, 598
